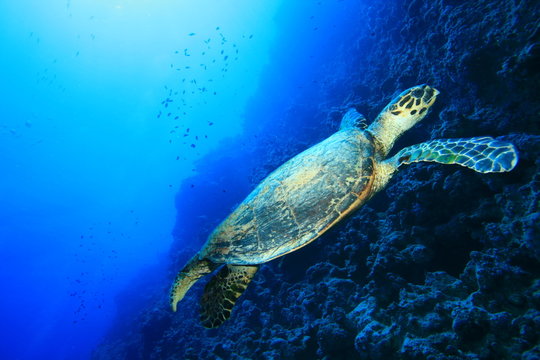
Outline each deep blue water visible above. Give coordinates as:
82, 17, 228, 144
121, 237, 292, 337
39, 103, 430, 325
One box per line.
2, 1, 539, 359
0, 1, 363, 359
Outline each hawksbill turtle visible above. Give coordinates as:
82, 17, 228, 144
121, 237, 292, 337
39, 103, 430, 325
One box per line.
170, 85, 518, 328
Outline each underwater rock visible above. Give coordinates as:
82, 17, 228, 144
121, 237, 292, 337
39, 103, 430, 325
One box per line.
93, 0, 539, 359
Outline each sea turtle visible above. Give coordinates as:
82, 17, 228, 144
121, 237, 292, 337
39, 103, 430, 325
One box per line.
170, 85, 518, 328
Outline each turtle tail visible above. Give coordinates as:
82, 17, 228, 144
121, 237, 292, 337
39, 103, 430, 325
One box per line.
388, 137, 518, 173
170, 256, 217, 312
200, 264, 258, 328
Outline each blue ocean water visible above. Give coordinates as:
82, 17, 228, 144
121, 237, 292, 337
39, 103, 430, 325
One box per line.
0, 1, 279, 358
2, 1, 539, 359
0, 1, 362, 359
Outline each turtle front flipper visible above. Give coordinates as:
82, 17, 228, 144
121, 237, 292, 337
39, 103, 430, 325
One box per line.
388, 137, 518, 173
339, 108, 367, 130
170, 256, 217, 312
200, 264, 258, 328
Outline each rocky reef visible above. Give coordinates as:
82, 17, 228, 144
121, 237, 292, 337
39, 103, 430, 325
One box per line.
93, 0, 539, 359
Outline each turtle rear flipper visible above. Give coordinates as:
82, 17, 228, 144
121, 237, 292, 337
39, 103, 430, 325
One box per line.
389, 136, 518, 173
170, 256, 217, 312
200, 264, 258, 328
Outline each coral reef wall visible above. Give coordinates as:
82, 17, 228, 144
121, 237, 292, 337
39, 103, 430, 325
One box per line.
94, 0, 539, 359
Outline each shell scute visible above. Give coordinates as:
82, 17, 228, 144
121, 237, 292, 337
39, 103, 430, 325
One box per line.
203, 129, 375, 264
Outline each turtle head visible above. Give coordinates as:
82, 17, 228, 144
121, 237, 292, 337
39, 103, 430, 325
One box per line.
367, 84, 439, 157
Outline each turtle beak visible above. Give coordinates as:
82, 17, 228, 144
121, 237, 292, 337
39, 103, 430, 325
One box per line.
421, 85, 439, 105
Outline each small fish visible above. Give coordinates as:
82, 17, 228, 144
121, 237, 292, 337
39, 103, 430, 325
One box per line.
188, 32, 196, 36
